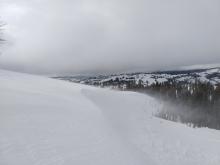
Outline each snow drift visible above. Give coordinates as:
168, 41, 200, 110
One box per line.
1, 70, 220, 165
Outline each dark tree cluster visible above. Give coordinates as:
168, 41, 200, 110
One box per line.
152, 80, 220, 129
94, 77, 220, 130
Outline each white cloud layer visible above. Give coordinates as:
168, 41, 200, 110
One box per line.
0, 0, 220, 74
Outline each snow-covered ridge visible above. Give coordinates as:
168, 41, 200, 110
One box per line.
1, 69, 220, 165
54, 67, 220, 87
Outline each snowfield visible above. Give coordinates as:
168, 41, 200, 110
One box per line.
1, 70, 220, 165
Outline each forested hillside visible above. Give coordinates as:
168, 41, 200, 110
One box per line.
54, 67, 220, 129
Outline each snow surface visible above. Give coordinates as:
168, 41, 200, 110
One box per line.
1, 70, 220, 165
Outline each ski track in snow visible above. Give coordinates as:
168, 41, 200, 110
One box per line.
1, 70, 220, 165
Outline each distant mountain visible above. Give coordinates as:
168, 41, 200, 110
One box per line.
54, 67, 220, 88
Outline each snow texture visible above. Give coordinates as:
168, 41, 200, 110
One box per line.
1, 70, 220, 165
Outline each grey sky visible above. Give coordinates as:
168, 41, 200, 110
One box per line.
0, 0, 220, 74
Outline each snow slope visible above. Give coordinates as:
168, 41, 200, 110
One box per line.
1, 70, 220, 165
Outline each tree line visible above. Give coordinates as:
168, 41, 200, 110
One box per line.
94, 77, 220, 130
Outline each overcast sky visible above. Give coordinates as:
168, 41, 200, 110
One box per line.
0, 0, 220, 74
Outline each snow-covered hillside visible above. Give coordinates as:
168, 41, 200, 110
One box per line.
1, 70, 220, 165
55, 66, 220, 87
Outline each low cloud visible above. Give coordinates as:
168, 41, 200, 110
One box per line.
0, 0, 220, 74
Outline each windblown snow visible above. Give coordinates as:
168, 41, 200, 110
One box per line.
1, 70, 220, 165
